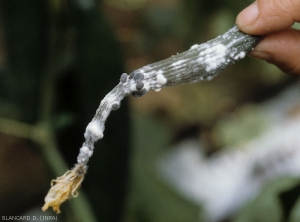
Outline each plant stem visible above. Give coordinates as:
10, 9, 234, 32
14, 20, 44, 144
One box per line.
43, 25, 261, 214
77, 25, 261, 166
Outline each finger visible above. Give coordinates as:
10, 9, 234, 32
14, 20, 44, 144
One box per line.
248, 28, 300, 75
236, 0, 300, 35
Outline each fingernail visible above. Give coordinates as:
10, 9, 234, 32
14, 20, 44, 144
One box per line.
248, 49, 271, 61
237, 1, 259, 27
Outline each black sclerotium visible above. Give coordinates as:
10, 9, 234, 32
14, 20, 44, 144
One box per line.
133, 72, 144, 82
120, 73, 128, 83
111, 102, 120, 110
132, 88, 147, 98
136, 81, 144, 90
129, 71, 136, 79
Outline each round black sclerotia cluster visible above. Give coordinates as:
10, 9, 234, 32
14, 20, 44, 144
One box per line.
129, 70, 148, 98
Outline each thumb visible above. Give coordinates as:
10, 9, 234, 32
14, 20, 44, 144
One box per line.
249, 28, 300, 75
236, 0, 300, 35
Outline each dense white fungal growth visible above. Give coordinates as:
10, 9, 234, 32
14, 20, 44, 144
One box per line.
156, 73, 167, 85
43, 25, 261, 214
80, 146, 89, 153
190, 44, 199, 50
198, 43, 228, 72
85, 120, 104, 140
234, 51, 246, 60
80, 146, 93, 157
130, 83, 137, 92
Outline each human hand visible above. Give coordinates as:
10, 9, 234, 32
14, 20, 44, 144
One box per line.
236, 0, 300, 75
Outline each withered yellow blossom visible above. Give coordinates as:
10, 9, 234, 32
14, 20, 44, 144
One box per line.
42, 164, 87, 214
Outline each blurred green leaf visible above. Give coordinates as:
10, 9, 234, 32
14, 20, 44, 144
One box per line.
234, 177, 300, 222
0, 0, 49, 123
125, 114, 200, 222
212, 104, 270, 148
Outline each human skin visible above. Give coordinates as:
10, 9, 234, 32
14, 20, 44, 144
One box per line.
236, 0, 300, 75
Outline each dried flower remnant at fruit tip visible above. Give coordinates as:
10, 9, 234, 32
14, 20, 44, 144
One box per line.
42, 164, 87, 214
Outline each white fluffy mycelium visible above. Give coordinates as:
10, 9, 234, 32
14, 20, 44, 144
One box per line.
198, 43, 228, 72
42, 25, 261, 214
